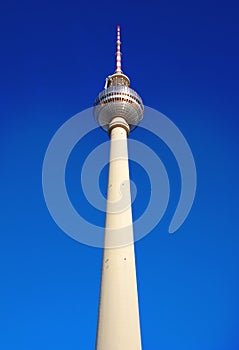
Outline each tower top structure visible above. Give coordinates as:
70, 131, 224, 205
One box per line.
94, 26, 144, 133
104, 25, 130, 89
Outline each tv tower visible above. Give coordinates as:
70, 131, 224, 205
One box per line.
94, 26, 144, 350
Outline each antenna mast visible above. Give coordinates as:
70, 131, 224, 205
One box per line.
115, 25, 122, 73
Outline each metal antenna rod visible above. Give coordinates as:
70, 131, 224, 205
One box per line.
115, 25, 122, 73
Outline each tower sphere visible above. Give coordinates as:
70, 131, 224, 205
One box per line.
94, 83, 144, 132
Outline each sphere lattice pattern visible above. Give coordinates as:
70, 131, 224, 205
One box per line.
94, 86, 144, 131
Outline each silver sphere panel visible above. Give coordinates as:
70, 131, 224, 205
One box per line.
94, 86, 144, 131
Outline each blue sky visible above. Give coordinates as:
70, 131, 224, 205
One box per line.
1, 0, 239, 349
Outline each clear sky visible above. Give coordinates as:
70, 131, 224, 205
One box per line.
1, 0, 239, 349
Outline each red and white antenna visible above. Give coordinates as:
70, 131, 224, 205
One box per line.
115, 25, 122, 74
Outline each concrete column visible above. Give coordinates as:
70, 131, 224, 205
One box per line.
95, 120, 142, 350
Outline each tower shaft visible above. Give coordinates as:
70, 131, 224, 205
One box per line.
95, 122, 142, 350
